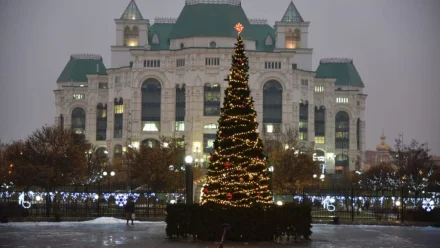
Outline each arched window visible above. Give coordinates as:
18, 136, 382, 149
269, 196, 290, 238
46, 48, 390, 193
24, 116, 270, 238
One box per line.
71, 107, 86, 135
141, 139, 159, 148
114, 98, 124, 138
152, 32, 160, 44
263, 80, 283, 133
124, 26, 139, 47
264, 34, 273, 46
142, 79, 161, 132
114, 144, 123, 158
204, 83, 221, 116
299, 101, 308, 140
96, 103, 107, 141
285, 28, 300, 49
335, 111, 349, 150
209, 41, 216, 48
314, 106, 325, 144
175, 84, 186, 131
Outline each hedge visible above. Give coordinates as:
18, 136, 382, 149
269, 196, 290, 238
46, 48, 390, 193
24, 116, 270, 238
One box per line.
165, 203, 312, 242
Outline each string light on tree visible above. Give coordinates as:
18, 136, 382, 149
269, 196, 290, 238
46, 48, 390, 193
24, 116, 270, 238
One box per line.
201, 22, 273, 207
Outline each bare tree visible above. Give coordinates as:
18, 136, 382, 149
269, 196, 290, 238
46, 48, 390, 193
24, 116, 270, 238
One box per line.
124, 136, 186, 192
85, 145, 109, 184
359, 163, 398, 190
262, 126, 321, 193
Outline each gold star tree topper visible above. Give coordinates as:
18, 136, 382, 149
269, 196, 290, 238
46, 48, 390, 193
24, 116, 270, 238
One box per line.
234, 22, 244, 34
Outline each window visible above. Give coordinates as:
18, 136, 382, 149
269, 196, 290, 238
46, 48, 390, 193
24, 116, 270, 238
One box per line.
176, 58, 185, 67
263, 80, 282, 129
204, 83, 221, 116
71, 107, 86, 135
205, 58, 220, 66
114, 98, 124, 138
314, 86, 324, 92
209, 41, 216, 48
264, 61, 282, 69
315, 106, 325, 138
142, 139, 159, 148
299, 101, 308, 140
175, 85, 185, 131
315, 136, 325, 144
142, 78, 161, 132
124, 26, 139, 46
335, 111, 349, 149
357, 101, 360, 106
175, 121, 185, 131
203, 134, 216, 153
98, 83, 108, 89
73, 93, 85, 100
264, 123, 281, 133
180, 43, 184, 49
357, 118, 361, 150
204, 124, 218, 130
336, 97, 348, 103
264, 34, 273, 46
152, 33, 160, 44
115, 75, 122, 84
96, 103, 107, 141
144, 60, 160, 68
285, 28, 300, 49
301, 79, 308, 86
114, 145, 123, 158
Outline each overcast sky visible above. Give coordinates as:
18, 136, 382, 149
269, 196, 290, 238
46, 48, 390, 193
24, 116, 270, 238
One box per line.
0, 0, 439, 155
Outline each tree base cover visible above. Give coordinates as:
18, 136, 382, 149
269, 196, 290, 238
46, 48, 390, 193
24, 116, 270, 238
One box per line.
165, 203, 312, 242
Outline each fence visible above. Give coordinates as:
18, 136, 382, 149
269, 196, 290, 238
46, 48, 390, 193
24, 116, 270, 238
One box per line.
0, 184, 185, 220
274, 187, 440, 223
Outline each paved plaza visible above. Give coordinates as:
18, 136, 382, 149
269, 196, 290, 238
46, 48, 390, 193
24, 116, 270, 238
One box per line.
0, 218, 439, 247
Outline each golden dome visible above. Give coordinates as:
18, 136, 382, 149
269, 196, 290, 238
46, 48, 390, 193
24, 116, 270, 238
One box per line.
376, 130, 390, 151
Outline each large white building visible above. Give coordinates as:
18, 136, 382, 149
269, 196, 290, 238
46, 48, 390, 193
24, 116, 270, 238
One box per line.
54, 0, 367, 174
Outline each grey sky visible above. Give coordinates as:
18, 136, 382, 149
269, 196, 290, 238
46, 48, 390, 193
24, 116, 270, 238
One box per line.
0, 0, 439, 155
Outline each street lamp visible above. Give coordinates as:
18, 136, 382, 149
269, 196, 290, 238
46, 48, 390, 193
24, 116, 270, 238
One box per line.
185, 155, 193, 164
268, 166, 274, 194
184, 155, 194, 204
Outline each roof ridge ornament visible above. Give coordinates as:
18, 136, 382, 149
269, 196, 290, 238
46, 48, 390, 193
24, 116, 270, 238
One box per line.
281, 1, 304, 23
248, 18, 267, 25
185, 0, 241, 6
70, 54, 103, 61
234, 22, 244, 35
320, 58, 353, 64
154, 17, 177, 24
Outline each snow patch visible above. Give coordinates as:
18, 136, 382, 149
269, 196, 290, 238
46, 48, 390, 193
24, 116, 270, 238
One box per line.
4, 217, 164, 226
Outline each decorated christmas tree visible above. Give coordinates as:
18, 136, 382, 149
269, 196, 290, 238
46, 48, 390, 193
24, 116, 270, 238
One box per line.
201, 23, 273, 207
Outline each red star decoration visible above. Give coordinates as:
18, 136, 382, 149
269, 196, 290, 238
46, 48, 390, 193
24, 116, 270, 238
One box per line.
234, 23, 244, 34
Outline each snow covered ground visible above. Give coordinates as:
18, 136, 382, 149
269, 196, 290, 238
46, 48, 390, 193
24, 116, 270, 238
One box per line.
0, 217, 439, 247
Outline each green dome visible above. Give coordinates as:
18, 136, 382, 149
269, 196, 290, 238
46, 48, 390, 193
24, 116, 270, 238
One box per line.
315, 58, 364, 88
57, 54, 107, 83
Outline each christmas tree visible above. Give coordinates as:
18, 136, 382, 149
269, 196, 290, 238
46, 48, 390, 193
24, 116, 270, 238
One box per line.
201, 23, 273, 207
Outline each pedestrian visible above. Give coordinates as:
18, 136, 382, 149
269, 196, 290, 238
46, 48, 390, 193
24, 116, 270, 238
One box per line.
124, 197, 135, 225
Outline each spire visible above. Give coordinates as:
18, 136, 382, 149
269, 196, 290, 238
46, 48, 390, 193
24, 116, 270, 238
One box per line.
281, 1, 304, 23
120, 0, 143, 20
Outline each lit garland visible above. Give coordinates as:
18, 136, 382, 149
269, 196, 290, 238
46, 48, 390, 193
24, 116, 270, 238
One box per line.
201, 24, 273, 208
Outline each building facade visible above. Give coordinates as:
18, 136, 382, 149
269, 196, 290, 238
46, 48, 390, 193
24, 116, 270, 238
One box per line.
54, 0, 367, 174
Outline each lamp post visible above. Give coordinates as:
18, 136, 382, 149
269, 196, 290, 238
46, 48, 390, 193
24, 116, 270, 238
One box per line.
268, 166, 274, 195
185, 155, 194, 204
169, 165, 185, 201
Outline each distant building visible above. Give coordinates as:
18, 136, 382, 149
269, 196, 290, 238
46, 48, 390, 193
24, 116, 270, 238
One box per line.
364, 130, 391, 171
54, 0, 367, 174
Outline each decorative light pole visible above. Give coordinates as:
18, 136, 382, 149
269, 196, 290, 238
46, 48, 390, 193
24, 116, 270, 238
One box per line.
185, 155, 194, 204
268, 166, 274, 194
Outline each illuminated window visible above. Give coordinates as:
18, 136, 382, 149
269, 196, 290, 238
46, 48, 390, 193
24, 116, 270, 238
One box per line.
98, 83, 108, 89
336, 97, 348, 103
299, 132, 308, 141
142, 139, 159, 148
335, 111, 349, 149
285, 28, 300, 49
264, 61, 281, 69
203, 134, 216, 153
205, 58, 220, 66
204, 123, 218, 130
176, 58, 185, 67
142, 78, 161, 132
314, 86, 324, 92
204, 83, 220, 116
73, 93, 85, 100
315, 136, 325, 144
71, 107, 86, 135
175, 121, 185, 131
299, 101, 308, 140
124, 26, 139, 47
315, 106, 325, 138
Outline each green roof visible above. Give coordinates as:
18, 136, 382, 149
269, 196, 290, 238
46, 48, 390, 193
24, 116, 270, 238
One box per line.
148, 23, 174, 50
281, 1, 304, 23
120, 0, 143, 20
315, 59, 364, 88
168, 4, 254, 40
57, 54, 107, 83
251, 24, 275, 52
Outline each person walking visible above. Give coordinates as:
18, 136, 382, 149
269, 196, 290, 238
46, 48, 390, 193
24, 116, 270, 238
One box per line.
125, 197, 135, 225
